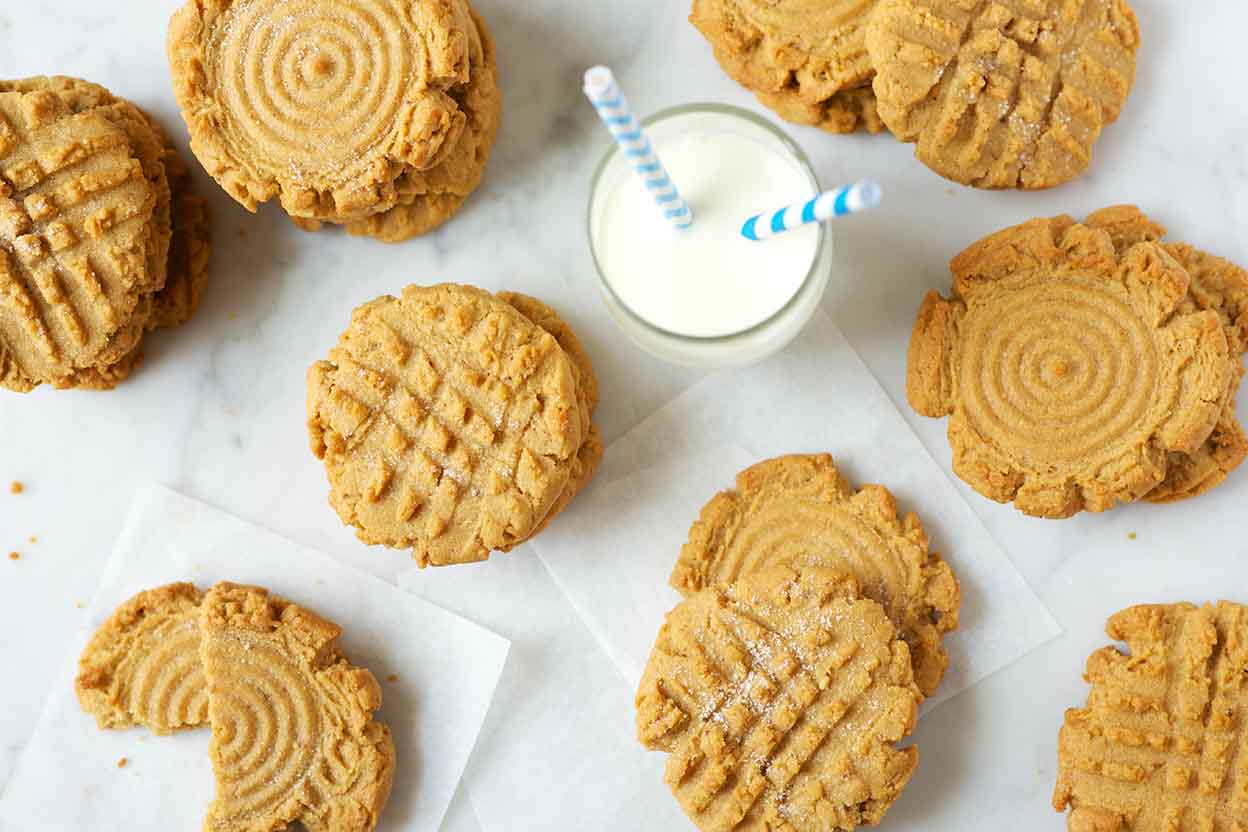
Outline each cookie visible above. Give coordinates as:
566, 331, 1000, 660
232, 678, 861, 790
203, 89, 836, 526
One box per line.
690, 0, 884, 134
307, 283, 585, 566
670, 454, 959, 697
866, 0, 1140, 188
637, 563, 922, 831
76, 583, 207, 734
168, 0, 477, 223
907, 214, 1234, 518
0, 87, 160, 390
201, 582, 395, 831
2, 76, 213, 333
1083, 207, 1248, 503
342, 8, 501, 242
1053, 602, 1248, 831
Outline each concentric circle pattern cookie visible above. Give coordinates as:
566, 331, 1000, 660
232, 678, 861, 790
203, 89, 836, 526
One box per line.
907, 215, 1234, 518
343, 8, 501, 242
307, 283, 584, 566
201, 582, 395, 832
1083, 206, 1248, 503
0, 88, 159, 390
866, 0, 1140, 188
671, 454, 960, 696
167, 0, 477, 221
1054, 602, 1248, 831
637, 564, 922, 831
690, 0, 884, 134
76, 582, 208, 734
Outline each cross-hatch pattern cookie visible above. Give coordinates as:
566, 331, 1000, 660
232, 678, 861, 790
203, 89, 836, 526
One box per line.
690, 0, 885, 134
671, 454, 960, 698
866, 0, 1140, 189
1053, 602, 1248, 831
637, 564, 923, 831
1083, 206, 1248, 504
168, 0, 476, 222
0, 89, 159, 391
307, 283, 584, 566
76, 582, 208, 734
201, 582, 395, 832
342, 8, 501, 242
906, 215, 1235, 518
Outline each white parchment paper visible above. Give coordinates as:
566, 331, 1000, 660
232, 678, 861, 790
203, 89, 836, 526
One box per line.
533, 311, 1061, 710
0, 484, 509, 832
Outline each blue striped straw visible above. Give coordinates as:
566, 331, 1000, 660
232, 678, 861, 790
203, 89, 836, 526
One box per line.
583, 66, 693, 230
741, 180, 882, 242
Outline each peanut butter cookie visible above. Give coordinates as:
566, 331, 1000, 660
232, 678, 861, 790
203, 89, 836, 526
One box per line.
671, 454, 959, 697
690, 0, 884, 134
907, 214, 1234, 517
866, 0, 1140, 188
76, 582, 207, 734
1054, 602, 1248, 831
637, 564, 922, 831
167, 0, 476, 222
1082, 206, 1248, 503
307, 283, 585, 566
342, 9, 501, 242
0, 88, 160, 390
201, 582, 395, 832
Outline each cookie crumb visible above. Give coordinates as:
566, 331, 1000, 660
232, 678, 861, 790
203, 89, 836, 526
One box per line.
27, 535, 36, 544
9, 481, 22, 494
237, 228, 247, 239
7, 551, 18, 561
386, 674, 398, 683
1127, 532, 1137, 541
116, 757, 128, 769
75, 601, 84, 608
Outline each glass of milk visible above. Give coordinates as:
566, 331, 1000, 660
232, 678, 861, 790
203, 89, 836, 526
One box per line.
587, 103, 832, 368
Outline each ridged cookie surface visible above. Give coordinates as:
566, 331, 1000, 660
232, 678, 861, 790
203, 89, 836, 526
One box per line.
867, 0, 1140, 188
201, 582, 395, 832
168, 0, 476, 221
690, 0, 884, 134
1054, 602, 1248, 831
637, 564, 922, 831
907, 214, 1234, 518
670, 453, 960, 696
308, 283, 584, 566
0, 88, 159, 389
76, 582, 207, 734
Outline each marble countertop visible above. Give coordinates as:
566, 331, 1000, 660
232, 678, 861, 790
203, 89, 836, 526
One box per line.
2, 1, 1247, 829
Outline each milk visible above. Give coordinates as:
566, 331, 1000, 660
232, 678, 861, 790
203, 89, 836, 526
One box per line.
589, 107, 832, 366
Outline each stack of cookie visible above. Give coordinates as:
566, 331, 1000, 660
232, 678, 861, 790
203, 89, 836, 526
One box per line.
307, 283, 602, 566
77, 582, 395, 832
908, 206, 1248, 518
691, 0, 1141, 189
636, 454, 962, 830
0, 76, 211, 391
167, 0, 500, 243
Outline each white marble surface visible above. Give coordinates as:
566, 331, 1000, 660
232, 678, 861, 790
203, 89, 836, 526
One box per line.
1, 0, 1246, 829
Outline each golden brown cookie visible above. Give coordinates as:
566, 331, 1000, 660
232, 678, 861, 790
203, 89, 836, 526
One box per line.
637, 563, 922, 831
307, 283, 585, 566
1082, 206, 1248, 503
907, 214, 1234, 517
76, 582, 207, 734
168, 0, 477, 223
498, 290, 602, 539
0, 87, 160, 390
670, 453, 959, 697
866, 0, 1140, 188
1053, 602, 1248, 831
201, 582, 395, 831
0, 76, 212, 333
342, 8, 501, 242
690, 0, 885, 135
